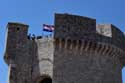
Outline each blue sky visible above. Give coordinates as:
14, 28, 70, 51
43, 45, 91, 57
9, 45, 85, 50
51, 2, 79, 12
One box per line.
0, 0, 125, 83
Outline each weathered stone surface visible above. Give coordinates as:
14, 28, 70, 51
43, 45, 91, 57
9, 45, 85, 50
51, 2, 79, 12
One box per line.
53, 14, 125, 83
4, 14, 125, 83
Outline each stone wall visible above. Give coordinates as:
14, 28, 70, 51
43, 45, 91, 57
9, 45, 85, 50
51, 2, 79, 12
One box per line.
53, 13, 125, 83
4, 13, 125, 83
32, 38, 53, 83
53, 41, 122, 83
54, 13, 96, 40
4, 22, 54, 83
4, 23, 33, 83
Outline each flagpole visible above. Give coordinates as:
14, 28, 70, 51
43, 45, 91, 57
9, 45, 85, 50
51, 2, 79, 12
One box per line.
42, 24, 44, 38
42, 27, 43, 37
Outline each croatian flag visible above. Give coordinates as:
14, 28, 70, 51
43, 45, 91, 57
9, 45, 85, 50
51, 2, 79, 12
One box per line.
43, 24, 54, 32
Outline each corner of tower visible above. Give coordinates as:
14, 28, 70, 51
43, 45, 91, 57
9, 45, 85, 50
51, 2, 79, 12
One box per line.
4, 22, 29, 65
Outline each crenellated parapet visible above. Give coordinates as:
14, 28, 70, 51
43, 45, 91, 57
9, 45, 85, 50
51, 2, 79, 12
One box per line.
53, 13, 125, 83
96, 24, 125, 51
54, 13, 96, 40
54, 13, 125, 66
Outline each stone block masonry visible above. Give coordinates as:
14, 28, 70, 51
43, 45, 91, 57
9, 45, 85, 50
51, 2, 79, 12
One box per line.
53, 13, 125, 83
4, 13, 125, 83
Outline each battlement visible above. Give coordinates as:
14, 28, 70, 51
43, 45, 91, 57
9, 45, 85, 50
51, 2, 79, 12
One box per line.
55, 14, 125, 40
54, 13, 96, 40
54, 13, 125, 65
4, 14, 125, 65
96, 24, 125, 50
53, 14, 125, 83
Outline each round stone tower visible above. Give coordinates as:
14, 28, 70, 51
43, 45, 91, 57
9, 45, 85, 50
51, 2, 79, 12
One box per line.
53, 14, 125, 83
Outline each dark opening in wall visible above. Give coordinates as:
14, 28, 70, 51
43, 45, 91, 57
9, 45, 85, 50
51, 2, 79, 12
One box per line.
16, 27, 20, 31
39, 77, 52, 83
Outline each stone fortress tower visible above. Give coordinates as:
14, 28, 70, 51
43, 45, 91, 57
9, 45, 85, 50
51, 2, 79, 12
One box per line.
4, 13, 125, 83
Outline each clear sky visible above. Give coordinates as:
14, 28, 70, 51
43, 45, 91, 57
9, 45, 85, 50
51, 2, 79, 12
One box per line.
0, 0, 125, 83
